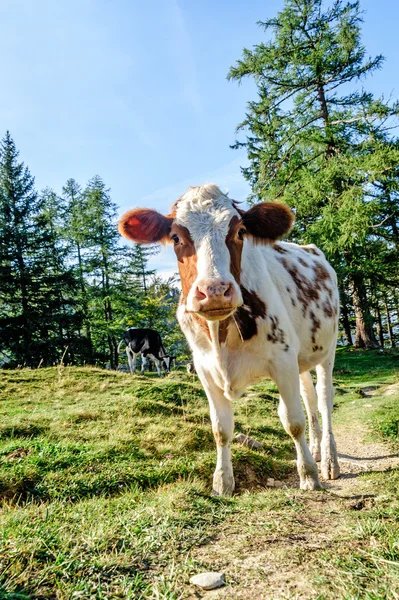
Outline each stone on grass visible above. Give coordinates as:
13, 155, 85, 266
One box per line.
234, 433, 263, 450
266, 478, 275, 487
189, 572, 225, 590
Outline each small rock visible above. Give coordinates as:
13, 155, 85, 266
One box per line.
358, 386, 379, 397
189, 572, 225, 590
266, 478, 275, 487
234, 433, 263, 450
274, 480, 284, 488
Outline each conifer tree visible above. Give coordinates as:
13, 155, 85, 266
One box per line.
62, 178, 94, 360
0, 132, 77, 364
82, 176, 122, 368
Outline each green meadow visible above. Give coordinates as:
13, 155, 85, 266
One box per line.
0, 348, 398, 599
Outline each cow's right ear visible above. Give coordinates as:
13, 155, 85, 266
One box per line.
118, 209, 172, 244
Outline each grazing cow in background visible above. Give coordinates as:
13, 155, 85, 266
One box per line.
119, 328, 173, 376
119, 184, 340, 495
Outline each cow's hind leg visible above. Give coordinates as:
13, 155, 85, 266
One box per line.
300, 371, 322, 462
272, 360, 321, 491
316, 350, 340, 480
197, 366, 234, 496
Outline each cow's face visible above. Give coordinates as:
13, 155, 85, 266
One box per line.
119, 185, 293, 322
162, 356, 174, 373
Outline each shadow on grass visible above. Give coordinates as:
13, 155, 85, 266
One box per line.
0, 583, 31, 599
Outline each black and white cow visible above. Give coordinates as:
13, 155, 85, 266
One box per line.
119, 328, 173, 376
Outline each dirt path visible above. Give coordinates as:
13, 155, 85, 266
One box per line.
188, 389, 399, 599
324, 420, 399, 498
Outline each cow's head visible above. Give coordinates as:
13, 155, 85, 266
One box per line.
119, 185, 293, 321
162, 355, 175, 374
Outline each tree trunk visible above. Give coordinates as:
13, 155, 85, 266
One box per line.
375, 303, 384, 348
349, 274, 379, 349
384, 295, 396, 348
340, 300, 353, 345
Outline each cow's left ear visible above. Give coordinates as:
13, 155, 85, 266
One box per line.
241, 202, 294, 241
118, 208, 172, 244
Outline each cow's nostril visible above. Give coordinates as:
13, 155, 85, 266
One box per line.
195, 286, 207, 300
224, 284, 233, 297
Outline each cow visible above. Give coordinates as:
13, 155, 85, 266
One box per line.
119, 328, 173, 376
118, 184, 340, 495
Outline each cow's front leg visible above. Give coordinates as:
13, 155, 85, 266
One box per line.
271, 360, 321, 491
141, 356, 148, 375
197, 367, 235, 496
153, 357, 163, 377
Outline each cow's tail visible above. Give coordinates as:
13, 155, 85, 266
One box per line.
117, 339, 125, 354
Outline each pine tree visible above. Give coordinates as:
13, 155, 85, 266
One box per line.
38, 187, 82, 363
62, 178, 94, 360
0, 132, 77, 364
82, 176, 122, 368
228, 0, 399, 347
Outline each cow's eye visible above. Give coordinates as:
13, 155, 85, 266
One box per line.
172, 234, 180, 244
237, 228, 247, 241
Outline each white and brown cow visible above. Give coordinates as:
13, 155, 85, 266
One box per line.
119, 184, 340, 495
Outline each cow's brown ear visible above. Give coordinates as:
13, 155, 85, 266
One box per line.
118, 209, 172, 244
241, 202, 294, 242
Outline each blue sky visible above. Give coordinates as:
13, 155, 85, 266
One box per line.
1, 0, 398, 276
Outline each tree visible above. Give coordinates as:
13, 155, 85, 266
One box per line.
228, 0, 399, 348
0, 132, 77, 364
62, 178, 94, 361
82, 176, 123, 368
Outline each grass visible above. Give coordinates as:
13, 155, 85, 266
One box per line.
0, 349, 398, 599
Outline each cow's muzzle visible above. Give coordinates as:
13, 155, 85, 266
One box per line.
189, 279, 242, 321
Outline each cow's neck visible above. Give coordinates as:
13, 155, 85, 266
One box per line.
208, 321, 234, 400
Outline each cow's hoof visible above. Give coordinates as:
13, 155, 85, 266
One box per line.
300, 475, 323, 491
321, 458, 340, 480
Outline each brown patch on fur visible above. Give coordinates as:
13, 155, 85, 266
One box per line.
322, 298, 335, 318
170, 224, 197, 300
313, 261, 331, 285
225, 215, 244, 284
267, 315, 286, 345
302, 245, 320, 256
242, 202, 294, 242
298, 257, 309, 268
213, 430, 230, 446
309, 310, 321, 345
273, 243, 288, 254
235, 287, 267, 341
118, 208, 172, 244
278, 257, 320, 316
288, 423, 303, 438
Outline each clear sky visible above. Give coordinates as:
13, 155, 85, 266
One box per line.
1, 0, 398, 277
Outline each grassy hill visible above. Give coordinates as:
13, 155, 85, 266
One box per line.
0, 349, 398, 599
